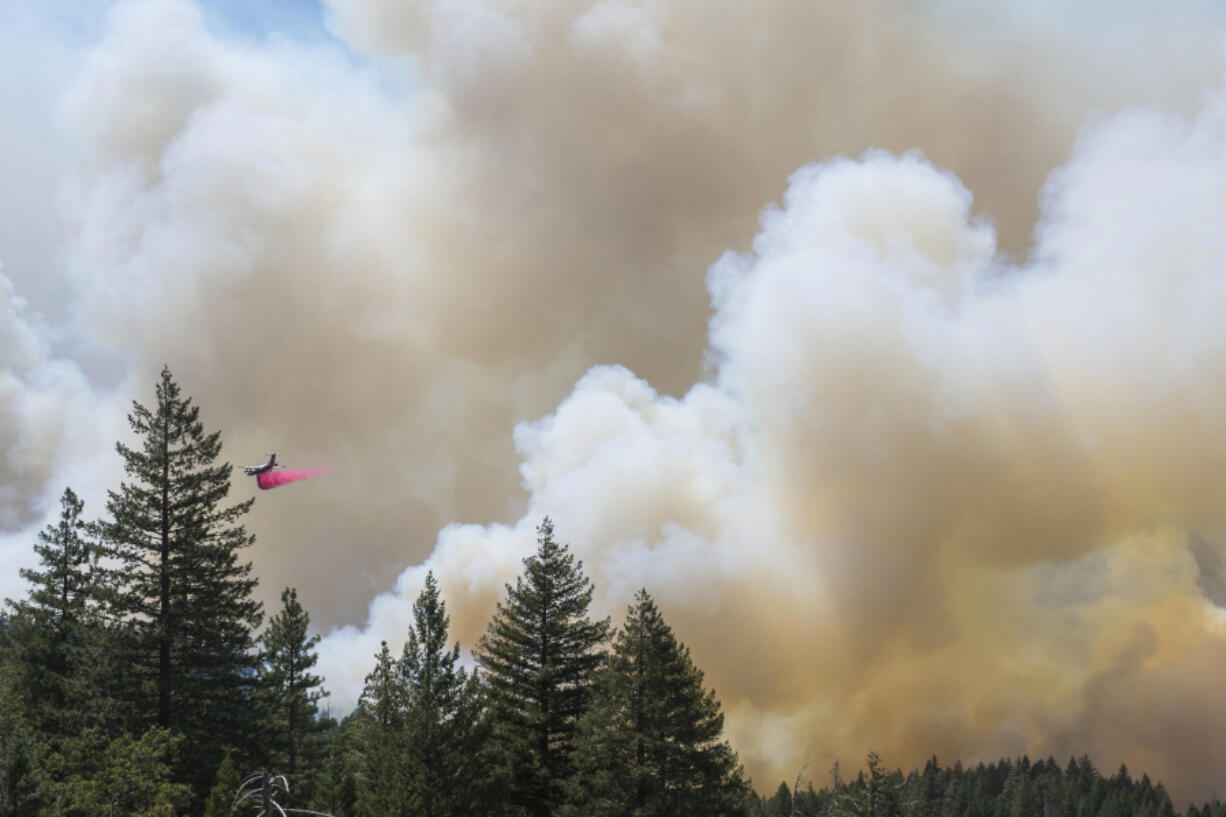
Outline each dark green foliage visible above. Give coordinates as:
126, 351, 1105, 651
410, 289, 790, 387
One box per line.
1187, 803, 1226, 817
478, 518, 611, 817
35, 727, 191, 817
915, 757, 946, 817
564, 589, 750, 817
752, 754, 1184, 817
0, 666, 42, 817
13, 488, 92, 624
202, 751, 240, 817
765, 782, 793, 817
313, 714, 362, 817
4, 488, 99, 738
262, 586, 327, 800
398, 572, 490, 816
748, 779, 830, 817
355, 641, 405, 816
98, 366, 263, 794
350, 574, 490, 817
831, 751, 907, 817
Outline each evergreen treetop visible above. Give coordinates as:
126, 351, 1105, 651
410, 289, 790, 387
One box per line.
10, 487, 94, 631
358, 641, 403, 730
98, 365, 263, 801
355, 640, 408, 816
4, 487, 98, 738
263, 587, 326, 778
402, 572, 462, 716
478, 518, 611, 817
400, 571, 490, 817
565, 588, 749, 817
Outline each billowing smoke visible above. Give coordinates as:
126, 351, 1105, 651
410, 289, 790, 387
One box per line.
318, 104, 1226, 801
0, 264, 123, 539
32, 0, 1224, 625
5, 0, 1226, 803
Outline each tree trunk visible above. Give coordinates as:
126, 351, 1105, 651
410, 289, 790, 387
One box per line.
159, 414, 172, 728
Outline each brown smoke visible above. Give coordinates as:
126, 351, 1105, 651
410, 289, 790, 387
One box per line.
3, 0, 1226, 803
46, 0, 1223, 621
317, 122, 1226, 804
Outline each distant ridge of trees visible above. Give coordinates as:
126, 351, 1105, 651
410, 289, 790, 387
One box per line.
0, 367, 1213, 817
750, 752, 1188, 817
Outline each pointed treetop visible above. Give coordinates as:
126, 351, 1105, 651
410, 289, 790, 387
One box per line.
566, 584, 749, 816
10, 486, 94, 624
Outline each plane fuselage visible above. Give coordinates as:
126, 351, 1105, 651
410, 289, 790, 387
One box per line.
242, 453, 278, 476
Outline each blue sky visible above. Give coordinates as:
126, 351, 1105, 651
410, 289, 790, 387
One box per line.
0, 0, 348, 318
196, 0, 334, 43
8, 0, 335, 51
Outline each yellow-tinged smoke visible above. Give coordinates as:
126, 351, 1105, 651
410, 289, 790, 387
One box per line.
4, 0, 1226, 803
318, 129, 1226, 802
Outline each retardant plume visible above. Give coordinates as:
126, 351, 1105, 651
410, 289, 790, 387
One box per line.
256, 468, 328, 490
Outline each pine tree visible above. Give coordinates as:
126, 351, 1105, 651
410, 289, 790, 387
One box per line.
314, 714, 361, 817
202, 751, 240, 817
399, 572, 490, 816
478, 518, 610, 817
3, 488, 98, 737
358, 641, 404, 730
564, 589, 749, 817
355, 641, 407, 817
1154, 785, 1176, 817
765, 782, 793, 816
918, 756, 945, 817
35, 726, 191, 816
831, 753, 906, 817
99, 366, 263, 794
0, 661, 42, 817
262, 587, 326, 786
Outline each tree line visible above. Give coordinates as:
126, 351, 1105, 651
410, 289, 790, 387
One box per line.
0, 368, 747, 816
749, 752, 1193, 817
0, 368, 1211, 817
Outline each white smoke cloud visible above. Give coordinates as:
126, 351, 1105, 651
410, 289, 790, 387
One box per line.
319, 85, 1226, 800
0, 264, 124, 602
23, 0, 1222, 630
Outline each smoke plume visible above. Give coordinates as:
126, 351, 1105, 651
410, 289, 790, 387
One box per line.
5, 0, 1226, 802
33, 0, 1222, 625
318, 105, 1226, 801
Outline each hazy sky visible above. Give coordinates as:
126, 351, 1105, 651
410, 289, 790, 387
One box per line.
6, 0, 1226, 802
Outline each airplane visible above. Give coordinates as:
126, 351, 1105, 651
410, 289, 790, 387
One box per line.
240, 454, 283, 476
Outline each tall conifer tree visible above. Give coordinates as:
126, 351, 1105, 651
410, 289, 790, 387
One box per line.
831, 753, 906, 817
356, 642, 407, 817
100, 366, 262, 792
400, 572, 488, 817
262, 587, 326, 784
564, 589, 749, 817
478, 518, 610, 817
4, 487, 97, 737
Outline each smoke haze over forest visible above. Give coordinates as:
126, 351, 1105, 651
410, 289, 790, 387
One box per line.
6, 0, 1226, 802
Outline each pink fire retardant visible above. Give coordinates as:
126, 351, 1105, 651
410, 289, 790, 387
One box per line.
257, 468, 327, 490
